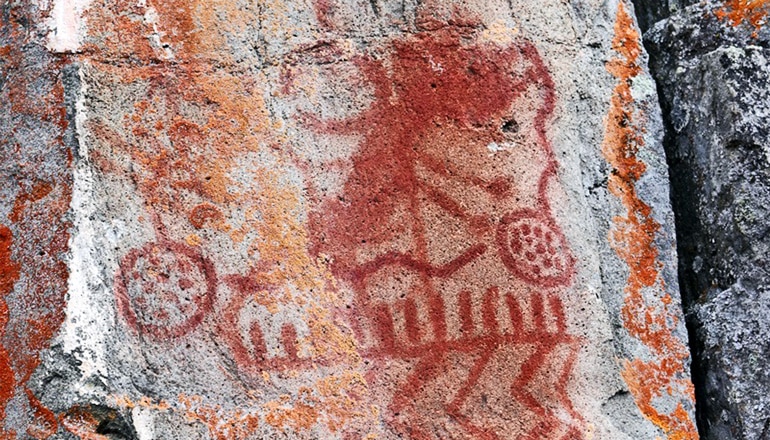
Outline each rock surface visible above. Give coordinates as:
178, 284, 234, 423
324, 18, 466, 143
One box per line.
1, 0, 700, 438
645, 2, 770, 439
0, 2, 73, 438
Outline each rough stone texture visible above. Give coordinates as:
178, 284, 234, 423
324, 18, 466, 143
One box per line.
0, 2, 74, 438
645, 2, 770, 439
1, 0, 699, 438
630, 0, 694, 32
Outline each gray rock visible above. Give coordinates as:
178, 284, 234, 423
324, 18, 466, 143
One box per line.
646, 2, 770, 438
631, 0, 697, 32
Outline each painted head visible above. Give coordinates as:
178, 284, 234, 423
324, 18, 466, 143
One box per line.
305, 19, 570, 287
296, 14, 583, 439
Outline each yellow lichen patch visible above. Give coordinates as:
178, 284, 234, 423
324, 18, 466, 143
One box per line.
185, 234, 202, 246
603, 3, 699, 440
305, 304, 361, 365
478, 19, 520, 46
716, 0, 770, 29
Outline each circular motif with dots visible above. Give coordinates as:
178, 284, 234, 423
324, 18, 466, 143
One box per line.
497, 210, 575, 288
115, 241, 217, 339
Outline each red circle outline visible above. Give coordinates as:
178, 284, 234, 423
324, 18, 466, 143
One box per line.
114, 240, 217, 340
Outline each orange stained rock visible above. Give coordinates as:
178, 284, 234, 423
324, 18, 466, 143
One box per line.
109, 381, 375, 439
80, 0, 375, 435
603, 4, 699, 440
1, 182, 72, 438
83, 0, 257, 65
178, 395, 261, 440
264, 392, 320, 432
310, 371, 373, 432
85, 0, 360, 346
60, 407, 110, 440
9, 182, 53, 223
111, 394, 260, 440
109, 395, 170, 412
0, 18, 72, 430
716, 0, 770, 28
0, 225, 19, 438
87, 70, 368, 431
259, 372, 374, 434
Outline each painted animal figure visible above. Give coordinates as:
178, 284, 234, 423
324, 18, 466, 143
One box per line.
302, 20, 586, 440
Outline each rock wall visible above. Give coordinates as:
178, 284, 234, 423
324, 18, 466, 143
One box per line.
644, 1, 770, 439
1, 3, 74, 438
1, 1, 701, 439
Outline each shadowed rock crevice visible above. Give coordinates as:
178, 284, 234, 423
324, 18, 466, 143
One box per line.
630, 0, 696, 33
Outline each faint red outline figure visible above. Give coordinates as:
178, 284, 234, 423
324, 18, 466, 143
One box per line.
88, 77, 222, 342
114, 240, 217, 340
296, 14, 585, 440
215, 266, 314, 374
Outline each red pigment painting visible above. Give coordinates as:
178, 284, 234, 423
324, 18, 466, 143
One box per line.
93, 73, 227, 342
99, 7, 585, 438
114, 240, 217, 340
299, 19, 584, 440
216, 268, 310, 374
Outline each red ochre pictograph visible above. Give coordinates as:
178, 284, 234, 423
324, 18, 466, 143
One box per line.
498, 210, 575, 289
101, 5, 586, 437
216, 270, 309, 374
115, 240, 217, 340
288, 13, 585, 440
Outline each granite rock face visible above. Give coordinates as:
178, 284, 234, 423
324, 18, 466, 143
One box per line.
1, 1, 699, 439
645, 2, 770, 439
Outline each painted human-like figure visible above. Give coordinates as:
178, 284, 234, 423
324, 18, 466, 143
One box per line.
302, 19, 585, 440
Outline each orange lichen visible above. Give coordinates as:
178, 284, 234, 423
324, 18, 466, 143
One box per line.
80, 0, 373, 435
261, 372, 373, 434
716, 0, 770, 29
1, 181, 72, 437
106, 371, 375, 438
6, 182, 71, 380
1, 63, 71, 439
110, 394, 260, 440
603, 4, 699, 440
2, 3, 73, 436
264, 392, 320, 432
305, 304, 362, 365
178, 395, 261, 440
259, 372, 374, 434
109, 395, 171, 412
312, 372, 372, 432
